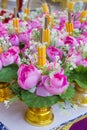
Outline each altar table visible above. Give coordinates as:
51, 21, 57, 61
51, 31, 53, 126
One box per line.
0, 100, 87, 130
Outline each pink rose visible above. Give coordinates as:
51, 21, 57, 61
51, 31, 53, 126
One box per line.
18, 32, 30, 43
36, 76, 53, 97
81, 22, 87, 31
0, 46, 20, 66
59, 17, 66, 30
56, 38, 64, 47
67, 49, 82, 66
74, 21, 81, 29
32, 20, 41, 29
9, 34, 19, 46
17, 64, 41, 90
0, 22, 8, 37
42, 73, 69, 95
47, 46, 62, 61
0, 60, 2, 70
80, 59, 87, 67
64, 36, 78, 46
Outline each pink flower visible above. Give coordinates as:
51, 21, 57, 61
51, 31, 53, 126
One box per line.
58, 17, 66, 30
9, 34, 19, 46
56, 38, 64, 47
67, 49, 82, 66
80, 59, 87, 67
17, 64, 41, 90
74, 21, 81, 29
47, 46, 62, 61
0, 60, 2, 70
81, 22, 87, 31
32, 20, 41, 29
0, 22, 8, 37
64, 36, 78, 46
0, 46, 20, 66
18, 32, 30, 43
36, 76, 53, 97
44, 73, 69, 95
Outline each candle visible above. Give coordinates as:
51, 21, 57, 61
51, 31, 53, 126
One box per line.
24, 8, 30, 15
0, 47, 2, 54
80, 2, 87, 22
65, 5, 74, 36
42, 3, 49, 13
68, 1, 74, 11
24, 0, 30, 21
43, 17, 50, 46
38, 45, 46, 67
13, 8, 19, 33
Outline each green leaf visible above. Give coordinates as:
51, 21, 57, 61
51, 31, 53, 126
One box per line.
21, 91, 60, 108
68, 66, 87, 89
0, 64, 18, 82
9, 82, 21, 97
59, 86, 75, 100
74, 79, 87, 89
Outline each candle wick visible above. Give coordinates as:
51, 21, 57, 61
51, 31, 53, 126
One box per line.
14, 8, 17, 18
40, 28, 44, 44
68, 11, 71, 23
48, 3, 51, 14
44, 17, 48, 29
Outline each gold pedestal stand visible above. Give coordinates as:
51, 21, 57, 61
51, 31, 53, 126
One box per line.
73, 84, 87, 107
25, 107, 54, 126
0, 82, 13, 102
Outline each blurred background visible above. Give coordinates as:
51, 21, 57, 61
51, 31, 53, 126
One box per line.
0, 0, 63, 12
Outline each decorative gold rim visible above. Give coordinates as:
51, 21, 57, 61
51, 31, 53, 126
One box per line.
73, 83, 87, 107
0, 82, 13, 102
24, 107, 54, 126
75, 84, 87, 93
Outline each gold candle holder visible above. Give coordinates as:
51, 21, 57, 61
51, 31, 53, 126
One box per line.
73, 83, 87, 107
0, 82, 13, 102
25, 107, 54, 126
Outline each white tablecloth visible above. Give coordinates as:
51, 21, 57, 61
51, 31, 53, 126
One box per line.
0, 100, 87, 130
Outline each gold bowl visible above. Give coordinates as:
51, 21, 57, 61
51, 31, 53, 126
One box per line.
25, 107, 54, 126
73, 84, 87, 107
0, 82, 13, 102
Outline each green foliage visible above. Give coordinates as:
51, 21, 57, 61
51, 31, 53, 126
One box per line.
9, 82, 75, 108
0, 64, 18, 82
9, 82, 21, 97
68, 66, 87, 88
59, 86, 75, 100
21, 91, 60, 108
34, 31, 40, 41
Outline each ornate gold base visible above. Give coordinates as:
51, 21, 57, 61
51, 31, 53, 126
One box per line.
25, 107, 54, 126
0, 82, 13, 102
73, 84, 87, 107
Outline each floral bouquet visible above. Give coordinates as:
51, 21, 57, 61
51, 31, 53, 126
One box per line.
0, 3, 87, 125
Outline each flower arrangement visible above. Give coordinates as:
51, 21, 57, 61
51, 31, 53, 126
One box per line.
0, 1, 87, 109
